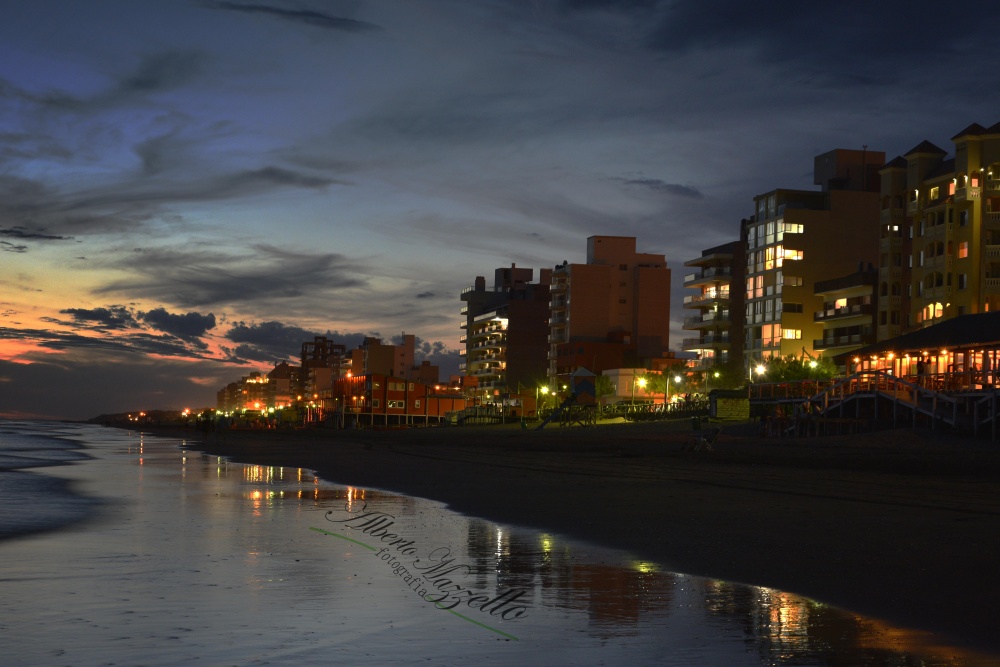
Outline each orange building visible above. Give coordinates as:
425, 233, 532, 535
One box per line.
331, 373, 466, 427
548, 236, 671, 382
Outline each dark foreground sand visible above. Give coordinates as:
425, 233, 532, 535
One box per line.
139, 419, 1000, 651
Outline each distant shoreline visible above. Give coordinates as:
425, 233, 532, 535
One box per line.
131, 420, 1000, 652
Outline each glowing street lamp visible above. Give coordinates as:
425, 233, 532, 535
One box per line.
632, 375, 646, 404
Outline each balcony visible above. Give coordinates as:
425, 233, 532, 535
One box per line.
986, 278, 1000, 293
683, 292, 730, 309
987, 212, 1000, 228
683, 267, 732, 287
987, 245, 1000, 258
683, 312, 730, 328
922, 285, 952, 300
924, 254, 952, 270
920, 221, 952, 239
813, 334, 872, 351
814, 303, 873, 322
879, 266, 901, 280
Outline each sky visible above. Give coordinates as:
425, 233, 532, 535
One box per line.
1, 0, 998, 420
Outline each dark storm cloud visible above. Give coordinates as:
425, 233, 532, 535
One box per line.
0, 226, 72, 241
224, 321, 369, 362
96, 244, 366, 308
1, 241, 27, 253
644, 1, 992, 84
204, 1, 382, 32
617, 177, 703, 199
0, 325, 212, 361
59, 305, 139, 330
140, 307, 217, 340
0, 164, 338, 238
415, 291, 434, 298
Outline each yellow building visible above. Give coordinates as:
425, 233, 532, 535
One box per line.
744, 149, 884, 368
878, 122, 1000, 333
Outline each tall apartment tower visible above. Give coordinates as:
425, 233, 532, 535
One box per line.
548, 236, 670, 380
877, 121, 1000, 334
682, 241, 745, 373
460, 265, 551, 395
744, 148, 884, 366
300, 336, 348, 398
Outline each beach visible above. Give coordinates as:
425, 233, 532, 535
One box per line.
140, 419, 1000, 652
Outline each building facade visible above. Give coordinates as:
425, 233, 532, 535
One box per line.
877, 122, 1000, 335
682, 241, 745, 372
812, 267, 878, 357
548, 236, 671, 381
744, 148, 884, 368
460, 265, 551, 396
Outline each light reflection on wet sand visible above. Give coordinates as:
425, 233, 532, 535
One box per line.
0, 425, 995, 666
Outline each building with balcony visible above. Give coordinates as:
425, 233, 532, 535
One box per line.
460, 265, 551, 397
877, 122, 1000, 334
744, 148, 884, 367
682, 241, 745, 372
813, 267, 877, 356
548, 236, 671, 381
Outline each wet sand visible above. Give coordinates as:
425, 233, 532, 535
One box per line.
136, 419, 1000, 652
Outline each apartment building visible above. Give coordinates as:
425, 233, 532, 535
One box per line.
877, 122, 1000, 334
548, 236, 671, 380
460, 265, 551, 396
745, 148, 884, 366
813, 267, 878, 356
682, 241, 745, 372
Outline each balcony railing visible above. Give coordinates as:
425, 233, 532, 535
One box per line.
813, 334, 871, 350
813, 303, 873, 322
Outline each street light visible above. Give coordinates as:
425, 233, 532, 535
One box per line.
632, 375, 646, 404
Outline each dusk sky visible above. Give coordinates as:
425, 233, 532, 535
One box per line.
1, 0, 997, 420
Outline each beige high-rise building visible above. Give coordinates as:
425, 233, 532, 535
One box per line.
548, 236, 670, 381
744, 149, 884, 368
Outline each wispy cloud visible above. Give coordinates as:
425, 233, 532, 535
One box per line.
203, 1, 383, 33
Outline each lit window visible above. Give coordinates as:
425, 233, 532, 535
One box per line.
929, 186, 940, 199
784, 329, 802, 340
958, 241, 969, 258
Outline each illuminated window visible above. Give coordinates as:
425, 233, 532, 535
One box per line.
929, 186, 940, 200
834, 298, 847, 309
949, 181, 956, 195
783, 248, 803, 261
784, 329, 802, 340
958, 241, 969, 258
785, 275, 803, 287
765, 247, 775, 270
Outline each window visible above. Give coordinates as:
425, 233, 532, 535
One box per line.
784, 275, 803, 287
949, 181, 956, 195
929, 186, 940, 200
619, 264, 628, 271
960, 211, 969, 227
372, 399, 381, 408
387, 400, 404, 409
959, 273, 968, 289
408, 383, 415, 391
958, 242, 969, 259
784, 329, 802, 340
784, 303, 804, 313
783, 248, 803, 261
414, 399, 421, 408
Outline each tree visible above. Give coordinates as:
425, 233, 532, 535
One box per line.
594, 375, 616, 406
758, 355, 836, 382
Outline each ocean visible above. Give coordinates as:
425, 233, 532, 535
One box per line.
0, 420, 994, 666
